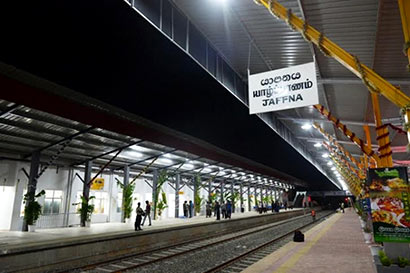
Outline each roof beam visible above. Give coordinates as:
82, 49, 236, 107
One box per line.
319, 77, 410, 86
278, 116, 402, 127
0, 103, 19, 118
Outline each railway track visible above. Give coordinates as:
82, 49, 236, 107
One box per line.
77, 211, 332, 273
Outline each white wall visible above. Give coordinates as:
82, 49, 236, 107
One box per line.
0, 160, 238, 230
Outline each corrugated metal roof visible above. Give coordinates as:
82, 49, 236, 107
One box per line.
170, 0, 410, 188
0, 97, 303, 188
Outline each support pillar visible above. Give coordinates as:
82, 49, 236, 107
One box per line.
80, 160, 92, 227
230, 181, 234, 213
260, 186, 263, 206
208, 178, 212, 202
175, 173, 180, 218
399, 0, 410, 68
220, 180, 224, 204
193, 175, 198, 216
371, 93, 392, 167
152, 170, 158, 220
247, 184, 251, 212
121, 165, 129, 223
240, 183, 243, 213
23, 151, 40, 231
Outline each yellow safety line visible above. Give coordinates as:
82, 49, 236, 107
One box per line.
274, 213, 343, 273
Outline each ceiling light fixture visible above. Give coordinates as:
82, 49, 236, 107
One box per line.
314, 143, 321, 148
301, 123, 312, 130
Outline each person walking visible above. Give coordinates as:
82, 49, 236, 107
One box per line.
206, 201, 211, 218
183, 201, 188, 218
189, 200, 193, 218
135, 202, 144, 231
226, 201, 232, 219
215, 201, 221, 220
141, 200, 151, 226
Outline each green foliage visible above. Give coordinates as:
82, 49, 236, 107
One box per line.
363, 226, 372, 233
195, 194, 204, 214
231, 191, 240, 206
157, 191, 168, 216
240, 195, 247, 204
76, 195, 95, 223
379, 251, 392, 267
254, 194, 259, 207
354, 200, 363, 216
397, 256, 410, 268
194, 174, 204, 214
209, 192, 218, 203
263, 196, 272, 204
153, 170, 169, 220
117, 179, 136, 220
23, 190, 46, 225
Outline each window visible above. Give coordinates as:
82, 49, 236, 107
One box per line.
43, 190, 63, 215
75, 191, 108, 214
92, 192, 108, 214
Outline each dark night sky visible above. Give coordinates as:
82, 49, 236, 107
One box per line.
0, 0, 337, 190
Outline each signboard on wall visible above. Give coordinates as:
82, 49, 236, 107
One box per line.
248, 62, 318, 114
91, 177, 104, 190
367, 167, 410, 243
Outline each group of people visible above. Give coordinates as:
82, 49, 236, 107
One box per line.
256, 201, 282, 214
135, 200, 152, 231
134, 198, 288, 230
183, 200, 194, 218
205, 200, 234, 220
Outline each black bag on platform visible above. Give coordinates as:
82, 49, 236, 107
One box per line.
293, 230, 304, 242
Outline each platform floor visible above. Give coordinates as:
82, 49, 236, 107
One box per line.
0, 209, 300, 253
242, 209, 376, 273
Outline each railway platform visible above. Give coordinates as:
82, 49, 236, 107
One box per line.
0, 208, 303, 272
242, 209, 376, 273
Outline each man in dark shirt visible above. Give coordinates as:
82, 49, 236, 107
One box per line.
141, 200, 151, 226
183, 201, 188, 218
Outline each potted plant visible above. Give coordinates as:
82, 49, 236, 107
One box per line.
157, 191, 168, 219
23, 190, 46, 232
363, 226, 372, 243
74, 195, 95, 227
153, 170, 169, 220
117, 179, 136, 223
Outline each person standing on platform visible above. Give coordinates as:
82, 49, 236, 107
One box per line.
141, 200, 151, 226
183, 201, 188, 218
206, 201, 211, 218
226, 201, 232, 219
311, 209, 316, 222
340, 202, 345, 213
135, 202, 144, 231
221, 202, 226, 219
215, 201, 221, 220
189, 200, 193, 218
271, 200, 274, 213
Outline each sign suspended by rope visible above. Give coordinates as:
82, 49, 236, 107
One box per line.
248, 62, 319, 114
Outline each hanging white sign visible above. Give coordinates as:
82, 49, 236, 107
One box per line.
248, 62, 318, 114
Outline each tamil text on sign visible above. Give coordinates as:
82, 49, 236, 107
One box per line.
248, 62, 318, 114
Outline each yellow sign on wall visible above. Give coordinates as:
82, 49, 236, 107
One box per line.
178, 191, 184, 195
91, 178, 104, 190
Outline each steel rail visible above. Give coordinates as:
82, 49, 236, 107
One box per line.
204, 211, 334, 273
77, 211, 322, 273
